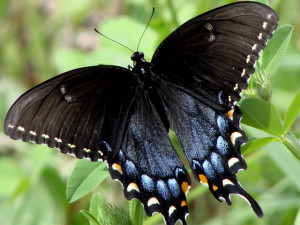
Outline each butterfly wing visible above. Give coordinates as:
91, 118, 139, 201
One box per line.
108, 91, 191, 225
151, 2, 278, 217
4, 64, 191, 224
152, 2, 278, 110
158, 82, 262, 216
4, 66, 137, 161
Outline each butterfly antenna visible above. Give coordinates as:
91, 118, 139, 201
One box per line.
94, 28, 134, 53
136, 7, 155, 52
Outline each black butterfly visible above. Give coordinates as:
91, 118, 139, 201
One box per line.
4, 2, 278, 225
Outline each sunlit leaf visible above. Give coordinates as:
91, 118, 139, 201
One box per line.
67, 160, 108, 203
283, 88, 300, 134
240, 97, 283, 136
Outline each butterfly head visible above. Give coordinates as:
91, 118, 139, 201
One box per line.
131, 51, 145, 63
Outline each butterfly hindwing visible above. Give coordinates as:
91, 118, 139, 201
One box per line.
108, 91, 191, 225
4, 66, 137, 161
158, 81, 263, 216
152, 2, 278, 110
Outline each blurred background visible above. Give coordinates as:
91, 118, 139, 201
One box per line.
0, 0, 300, 225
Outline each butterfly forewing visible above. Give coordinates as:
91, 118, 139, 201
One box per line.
5, 66, 137, 161
152, 2, 278, 110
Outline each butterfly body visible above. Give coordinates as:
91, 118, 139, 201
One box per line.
4, 2, 279, 225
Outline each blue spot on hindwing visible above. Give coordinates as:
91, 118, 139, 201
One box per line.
216, 136, 228, 155
157, 180, 171, 199
141, 175, 154, 191
125, 161, 137, 176
167, 178, 181, 197
217, 115, 229, 130
203, 160, 215, 179
211, 152, 225, 173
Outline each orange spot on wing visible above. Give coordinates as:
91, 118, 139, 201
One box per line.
212, 185, 219, 191
227, 109, 234, 120
127, 182, 140, 192
112, 163, 123, 174
181, 181, 189, 194
181, 200, 187, 207
199, 174, 208, 185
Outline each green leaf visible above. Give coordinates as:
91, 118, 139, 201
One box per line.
66, 160, 108, 203
242, 137, 279, 154
282, 132, 300, 160
260, 25, 293, 75
89, 193, 103, 220
240, 97, 283, 136
129, 199, 144, 225
88, 193, 133, 225
283, 88, 300, 134
81, 210, 101, 225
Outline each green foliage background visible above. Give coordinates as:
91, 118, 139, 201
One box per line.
0, 0, 299, 225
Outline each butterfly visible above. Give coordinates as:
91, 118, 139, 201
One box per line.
4, 2, 278, 225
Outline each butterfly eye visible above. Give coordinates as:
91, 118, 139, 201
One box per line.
138, 52, 144, 59
131, 52, 144, 61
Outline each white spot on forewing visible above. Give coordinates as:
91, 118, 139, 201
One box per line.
252, 44, 257, 51
168, 206, 176, 216
228, 96, 232, 102
29, 131, 37, 136
65, 95, 76, 102
233, 83, 239, 91
205, 23, 213, 31
246, 55, 251, 64
42, 134, 49, 139
222, 179, 234, 187
228, 157, 240, 168
209, 34, 215, 42
147, 197, 160, 207
83, 148, 91, 152
54, 137, 62, 143
60, 85, 67, 95
263, 22, 268, 29
8, 124, 14, 128
17, 126, 25, 132
241, 69, 246, 77
236, 194, 251, 206
258, 33, 263, 40
68, 143, 76, 148
267, 14, 272, 19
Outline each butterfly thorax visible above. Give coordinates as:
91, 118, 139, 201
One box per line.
131, 51, 155, 90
